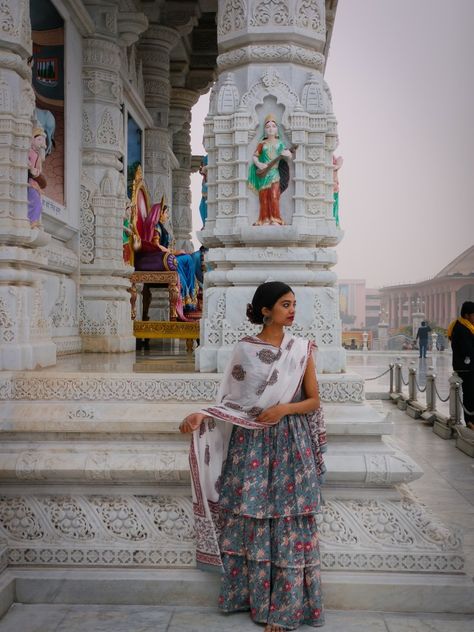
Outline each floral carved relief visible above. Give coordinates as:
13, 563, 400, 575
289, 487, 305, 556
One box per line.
218, 0, 247, 36
250, 0, 290, 27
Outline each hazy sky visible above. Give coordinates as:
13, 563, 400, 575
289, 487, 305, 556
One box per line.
190, 0, 474, 288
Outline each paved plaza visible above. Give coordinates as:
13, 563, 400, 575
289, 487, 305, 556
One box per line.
0, 349, 472, 632
0, 603, 473, 632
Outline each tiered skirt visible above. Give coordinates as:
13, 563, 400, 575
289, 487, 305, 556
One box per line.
217, 415, 324, 629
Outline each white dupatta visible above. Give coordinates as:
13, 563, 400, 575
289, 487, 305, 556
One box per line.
189, 333, 327, 570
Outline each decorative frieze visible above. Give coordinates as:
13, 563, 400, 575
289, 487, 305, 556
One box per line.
0, 493, 464, 574
217, 44, 325, 72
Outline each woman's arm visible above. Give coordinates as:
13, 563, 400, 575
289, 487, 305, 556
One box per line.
256, 355, 320, 424
179, 412, 206, 433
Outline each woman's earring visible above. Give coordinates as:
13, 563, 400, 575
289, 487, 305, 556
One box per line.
263, 315, 272, 326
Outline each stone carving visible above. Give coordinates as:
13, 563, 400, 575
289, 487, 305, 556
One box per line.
90, 496, 147, 541
137, 496, 194, 541
0, 494, 464, 573
0, 297, 15, 343
0, 372, 363, 403
79, 300, 118, 337
50, 278, 77, 329
80, 184, 95, 264
83, 39, 120, 71
96, 109, 118, 146
0, 72, 12, 112
82, 111, 93, 144
240, 70, 300, 127
301, 73, 324, 113
203, 294, 226, 346
217, 74, 240, 114
218, 0, 247, 36
0, 1, 15, 34
40, 497, 95, 541
217, 45, 324, 72
0, 497, 43, 540
296, 0, 324, 33
68, 408, 95, 420
250, 0, 290, 27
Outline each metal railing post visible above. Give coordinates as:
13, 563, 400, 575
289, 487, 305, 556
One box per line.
448, 372, 462, 426
425, 366, 437, 412
408, 362, 417, 401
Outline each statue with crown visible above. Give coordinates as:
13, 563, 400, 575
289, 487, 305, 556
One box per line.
248, 113, 296, 226
126, 166, 202, 320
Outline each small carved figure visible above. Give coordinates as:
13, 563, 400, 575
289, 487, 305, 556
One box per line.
199, 155, 208, 228
27, 126, 47, 228
248, 114, 295, 226
332, 155, 343, 226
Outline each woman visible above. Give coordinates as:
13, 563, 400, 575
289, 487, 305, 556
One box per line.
248, 115, 294, 226
180, 282, 326, 631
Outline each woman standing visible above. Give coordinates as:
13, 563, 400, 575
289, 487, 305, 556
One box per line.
180, 282, 326, 630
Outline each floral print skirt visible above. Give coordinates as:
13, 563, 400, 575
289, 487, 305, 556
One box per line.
217, 415, 324, 629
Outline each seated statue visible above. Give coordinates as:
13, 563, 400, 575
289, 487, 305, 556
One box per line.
130, 166, 201, 315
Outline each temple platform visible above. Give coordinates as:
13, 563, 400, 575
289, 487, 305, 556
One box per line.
0, 349, 473, 619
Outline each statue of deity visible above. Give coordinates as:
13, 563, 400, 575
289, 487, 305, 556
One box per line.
27, 126, 47, 228
248, 114, 295, 226
332, 155, 343, 227
198, 155, 208, 228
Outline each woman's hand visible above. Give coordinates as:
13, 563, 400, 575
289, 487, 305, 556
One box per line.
179, 413, 206, 433
256, 404, 288, 425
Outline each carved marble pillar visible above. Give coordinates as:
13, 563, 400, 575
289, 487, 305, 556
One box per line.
79, 2, 135, 352
170, 88, 200, 252
139, 24, 180, 206
197, 0, 343, 372
0, 0, 55, 369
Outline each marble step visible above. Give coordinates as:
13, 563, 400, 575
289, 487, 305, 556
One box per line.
0, 372, 365, 404
4, 568, 474, 614
0, 437, 422, 485
0, 402, 392, 439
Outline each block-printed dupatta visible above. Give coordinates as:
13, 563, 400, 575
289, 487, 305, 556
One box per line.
189, 333, 327, 570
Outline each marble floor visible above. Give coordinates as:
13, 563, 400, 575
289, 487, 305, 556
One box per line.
0, 604, 473, 632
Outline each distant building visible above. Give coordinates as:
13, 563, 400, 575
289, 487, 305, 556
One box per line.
338, 280, 381, 332
380, 246, 474, 330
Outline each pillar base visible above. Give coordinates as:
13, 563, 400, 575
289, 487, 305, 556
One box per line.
0, 341, 56, 371
81, 335, 136, 353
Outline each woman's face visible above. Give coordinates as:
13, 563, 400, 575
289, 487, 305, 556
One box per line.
160, 206, 169, 223
264, 291, 296, 326
264, 120, 278, 138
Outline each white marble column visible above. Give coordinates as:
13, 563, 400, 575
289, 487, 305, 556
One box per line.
139, 24, 180, 206
170, 88, 200, 252
79, 2, 137, 352
0, 0, 55, 369
197, 0, 344, 372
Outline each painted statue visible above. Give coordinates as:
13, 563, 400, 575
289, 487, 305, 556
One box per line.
142, 200, 200, 312
27, 126, 47, 228
199, 155, 208, 228
332, 155, 343, 227
248, 114, 295, 226
34, 107, 56, 155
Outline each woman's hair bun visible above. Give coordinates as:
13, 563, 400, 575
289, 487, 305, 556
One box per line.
246, 303, 255, 323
